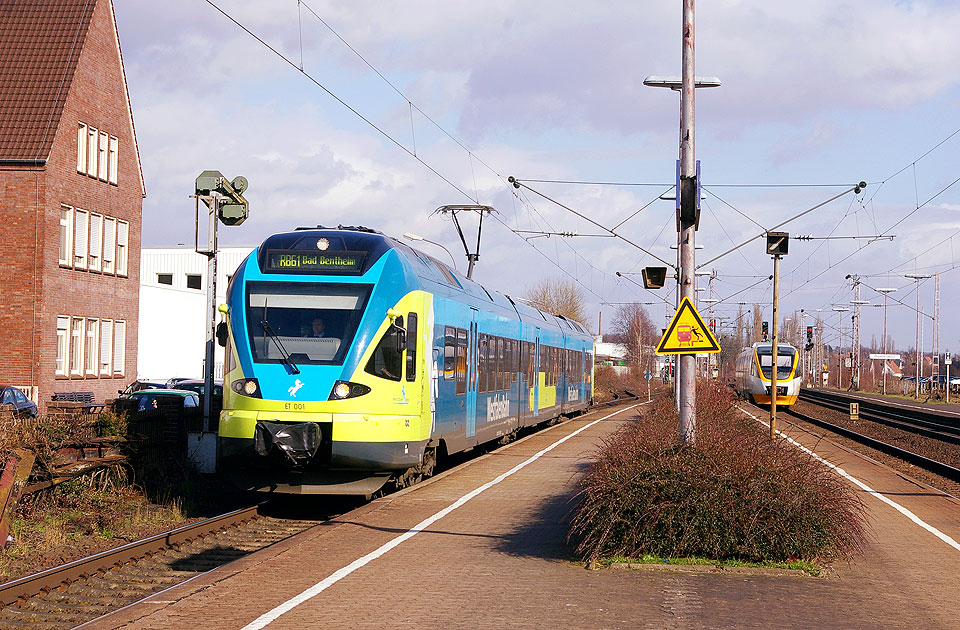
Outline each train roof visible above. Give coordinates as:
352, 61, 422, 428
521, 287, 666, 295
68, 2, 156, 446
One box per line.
256, 227, 592, 338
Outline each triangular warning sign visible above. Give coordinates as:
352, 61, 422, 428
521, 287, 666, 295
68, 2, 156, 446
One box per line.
656, 297, 721, 354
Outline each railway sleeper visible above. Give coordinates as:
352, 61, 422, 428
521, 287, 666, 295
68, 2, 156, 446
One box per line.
0, 605, 85, 624
21, 597, 114, 615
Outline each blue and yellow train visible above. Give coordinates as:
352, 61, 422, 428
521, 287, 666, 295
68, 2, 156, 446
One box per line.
216, 226, 595, 496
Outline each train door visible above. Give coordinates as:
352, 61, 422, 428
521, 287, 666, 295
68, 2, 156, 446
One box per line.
466, 309, 478, 439
533, 329, 541, 418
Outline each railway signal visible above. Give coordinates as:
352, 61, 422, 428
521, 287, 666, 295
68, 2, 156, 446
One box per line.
766, 231, 789, 439
805, 326, 814, 351
761, 321, 769, 341
192, 170, 251, 472
642, 266, 668, 289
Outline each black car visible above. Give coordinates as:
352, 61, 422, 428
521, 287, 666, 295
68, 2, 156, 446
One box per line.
119, 379, 167, 396
0, 386, 38, 418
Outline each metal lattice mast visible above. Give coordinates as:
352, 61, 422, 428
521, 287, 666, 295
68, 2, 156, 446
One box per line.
933, 273, 941, 381
852, 278, 861, 389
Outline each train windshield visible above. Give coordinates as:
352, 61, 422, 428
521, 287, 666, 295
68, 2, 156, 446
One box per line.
245, 282, 372, 366
756, 346, 796, 380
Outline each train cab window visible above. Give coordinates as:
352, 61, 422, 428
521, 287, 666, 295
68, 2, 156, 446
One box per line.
455, 328, 467, 394
444, 327, 456, 381
405, 312, 418, 382
757, 346, 796, 380
364, 316, 403, 381
246, 281, 371, 366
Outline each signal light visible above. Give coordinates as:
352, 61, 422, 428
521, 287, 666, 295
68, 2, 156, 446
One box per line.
765, 231, 789, 256
641, 267, 668, 289
761, 321, 769, 341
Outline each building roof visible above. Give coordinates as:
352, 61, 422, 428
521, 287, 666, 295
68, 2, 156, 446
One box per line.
0, 0, 96, 162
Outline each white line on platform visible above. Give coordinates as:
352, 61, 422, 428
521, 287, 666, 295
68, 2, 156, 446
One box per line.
241, 402, 647, 630
740, 407, 960, 554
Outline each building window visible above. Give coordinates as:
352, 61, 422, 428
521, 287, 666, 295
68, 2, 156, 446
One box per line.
70, 317, 84, 376
103, 217, 116, 274
89, 213, 102, 271
112, 320, 125, 376
73, 209, 88, 268
59, 205, 73, 266
85, 318, 99, 376
77, 123, 87, 173
56, 316, 70, 376
116, 221, 128, 276
186, 274, 202, 290
97, 131, 108, 181
86, 126, 98, 177
108, 136, 118, 185
157, 273, 173, 285
99, 319, 113, 376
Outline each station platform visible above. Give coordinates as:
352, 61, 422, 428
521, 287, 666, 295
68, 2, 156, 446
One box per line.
81, 400, 960, 630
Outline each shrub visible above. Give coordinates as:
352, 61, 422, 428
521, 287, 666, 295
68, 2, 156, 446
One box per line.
570, 385, 868, 563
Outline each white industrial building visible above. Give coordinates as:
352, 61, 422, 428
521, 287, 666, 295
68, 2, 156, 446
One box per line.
138, 247, 253, 380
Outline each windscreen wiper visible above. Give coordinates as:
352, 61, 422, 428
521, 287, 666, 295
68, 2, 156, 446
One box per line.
260, 320, 300, 374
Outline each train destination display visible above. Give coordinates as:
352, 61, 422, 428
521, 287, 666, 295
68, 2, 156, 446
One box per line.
265, 250, 366, 273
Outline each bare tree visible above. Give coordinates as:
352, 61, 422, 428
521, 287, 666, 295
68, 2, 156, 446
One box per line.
524, 277, 589, 326
752, 304, 763, 343
610, 303, 659, 371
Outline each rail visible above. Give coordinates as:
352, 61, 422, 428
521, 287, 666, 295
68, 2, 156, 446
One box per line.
783, 406, 960, 483
0, 504, 260, 606
798, 389, 960, 445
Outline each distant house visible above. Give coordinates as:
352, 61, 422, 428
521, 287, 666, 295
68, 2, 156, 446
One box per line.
0, 0, 144, 408
883, 359, 903, 379
138, 247, 253, 380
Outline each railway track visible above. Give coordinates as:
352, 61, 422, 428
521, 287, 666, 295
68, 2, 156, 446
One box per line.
0, 503, 326, 630
798, 389, 960, 444
0, 396, 642, 629
782, 395, 960, 484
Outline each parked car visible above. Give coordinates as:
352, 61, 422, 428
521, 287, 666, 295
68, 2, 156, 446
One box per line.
119, 379, 168, 396
0, 386, 38, 418
172, 379, 223, 399
122, 389, 200, 413
164, 377, 196, 388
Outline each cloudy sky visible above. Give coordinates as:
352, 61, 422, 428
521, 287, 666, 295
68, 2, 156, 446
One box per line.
114, 0, 960, 355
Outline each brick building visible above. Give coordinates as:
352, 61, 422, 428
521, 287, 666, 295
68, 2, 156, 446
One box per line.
0, 0, 143, 408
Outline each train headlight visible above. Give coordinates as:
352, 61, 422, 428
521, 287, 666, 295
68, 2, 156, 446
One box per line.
231, 378, 261, 398
330, 380, 371, 400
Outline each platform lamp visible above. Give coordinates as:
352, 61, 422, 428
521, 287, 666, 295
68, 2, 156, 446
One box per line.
766, 231, 789, 438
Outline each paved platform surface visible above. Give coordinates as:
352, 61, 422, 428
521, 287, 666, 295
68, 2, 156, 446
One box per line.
81, 401, 960, 630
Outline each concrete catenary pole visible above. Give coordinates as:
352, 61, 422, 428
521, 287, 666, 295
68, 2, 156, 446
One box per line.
677, 0, 697, 444
769, 255, 781, 438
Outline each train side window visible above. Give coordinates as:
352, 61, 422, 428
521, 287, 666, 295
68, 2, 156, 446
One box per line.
455, 328, 467, 394
479, 334, 488, 393
444, 326, 456, 381
405, 312, 418, 382
364, 316, 403, 381
529, 342, 535, 383
519, 341, 527, 379
511, 339, 518, 383
497, 337, 506, 391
